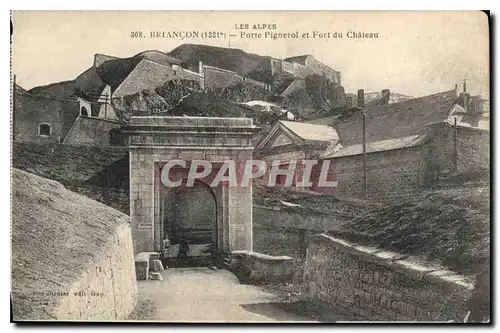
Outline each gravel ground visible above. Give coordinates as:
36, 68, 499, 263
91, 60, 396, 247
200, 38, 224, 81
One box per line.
127, 267, 317, 323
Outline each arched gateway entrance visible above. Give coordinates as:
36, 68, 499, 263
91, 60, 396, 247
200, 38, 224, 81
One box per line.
161, 180, 218, 264
122, 116, 257, 259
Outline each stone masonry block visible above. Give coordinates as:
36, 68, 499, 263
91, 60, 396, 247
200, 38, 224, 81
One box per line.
152, 259, 164, 272
134, 253, 149, 280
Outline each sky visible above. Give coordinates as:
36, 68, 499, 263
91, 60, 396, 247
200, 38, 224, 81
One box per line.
11, 11, 489, 98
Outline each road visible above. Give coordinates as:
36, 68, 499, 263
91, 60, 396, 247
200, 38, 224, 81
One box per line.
127, 267, 317, 322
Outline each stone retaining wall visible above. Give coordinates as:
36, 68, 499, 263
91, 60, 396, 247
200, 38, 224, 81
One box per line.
54, 223, 138, 320
230, 250, 294, 284
302, 234, 474, 322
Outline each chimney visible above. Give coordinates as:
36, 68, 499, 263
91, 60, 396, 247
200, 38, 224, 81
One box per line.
459, 79, 470, 112
380, 89, 390, 105
346, 96, 353, 108
198, 61, 204, 77
172, 64, 180, 76
357, 89, 365, 108
459, 93, 470, 112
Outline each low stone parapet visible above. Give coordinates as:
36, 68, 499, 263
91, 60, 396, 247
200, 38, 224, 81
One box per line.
302, 233, 475, 322
229, 250, 294, 284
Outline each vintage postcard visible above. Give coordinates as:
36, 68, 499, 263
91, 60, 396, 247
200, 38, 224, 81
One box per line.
10, 11, 490, 323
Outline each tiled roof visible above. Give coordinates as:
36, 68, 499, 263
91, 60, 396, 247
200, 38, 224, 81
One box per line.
322, 134, 428, 159
279, 120, 339, 142
334, 90, 458, 146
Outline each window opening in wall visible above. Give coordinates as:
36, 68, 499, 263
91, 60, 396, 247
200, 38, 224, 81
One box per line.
38, 123, 51, 136
80, 106, 89, 117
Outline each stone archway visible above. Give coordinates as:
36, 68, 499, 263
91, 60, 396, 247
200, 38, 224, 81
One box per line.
123, 116, 258, 256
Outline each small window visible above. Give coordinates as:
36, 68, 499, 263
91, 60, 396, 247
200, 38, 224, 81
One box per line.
38, 123, 51, 136
80, 106, 89, 117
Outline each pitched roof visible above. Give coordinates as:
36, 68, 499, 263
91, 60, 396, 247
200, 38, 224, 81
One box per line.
321, 134, 428, 159
334, 89, 458, 146
134, 50, 184, 66
284, 55, 311, 65
306, 115, 337, 126
278, 120, 339, 142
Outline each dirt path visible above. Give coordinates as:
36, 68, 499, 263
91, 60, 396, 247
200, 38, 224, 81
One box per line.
128, 267, 317, 322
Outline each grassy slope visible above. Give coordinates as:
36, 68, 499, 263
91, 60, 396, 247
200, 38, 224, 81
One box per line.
330, 173, 490, 276
253, 183, 378, 219
12, 142, 128, 187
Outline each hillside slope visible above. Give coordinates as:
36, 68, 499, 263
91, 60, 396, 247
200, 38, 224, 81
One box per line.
11, 169, 130, 320
113, 80, 277, 125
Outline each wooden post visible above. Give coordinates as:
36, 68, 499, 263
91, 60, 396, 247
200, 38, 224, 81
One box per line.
362, 111, 368, 199
104, 93, 108, 119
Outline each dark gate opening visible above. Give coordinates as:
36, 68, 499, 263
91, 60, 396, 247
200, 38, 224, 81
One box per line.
161, 180, 218, 267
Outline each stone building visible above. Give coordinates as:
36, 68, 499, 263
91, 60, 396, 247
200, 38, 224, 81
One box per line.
255, 86, 490, 203
316, 88, 489, 203
271, 55, 342, 85
14, 48, 345, 147
13, 85, 76, 144
85, 51, 271, 99
13, 84, 123, 146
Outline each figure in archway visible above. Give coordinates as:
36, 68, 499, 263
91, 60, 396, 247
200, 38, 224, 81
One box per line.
162, 232, 171, 269
177, 238, 190, 266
